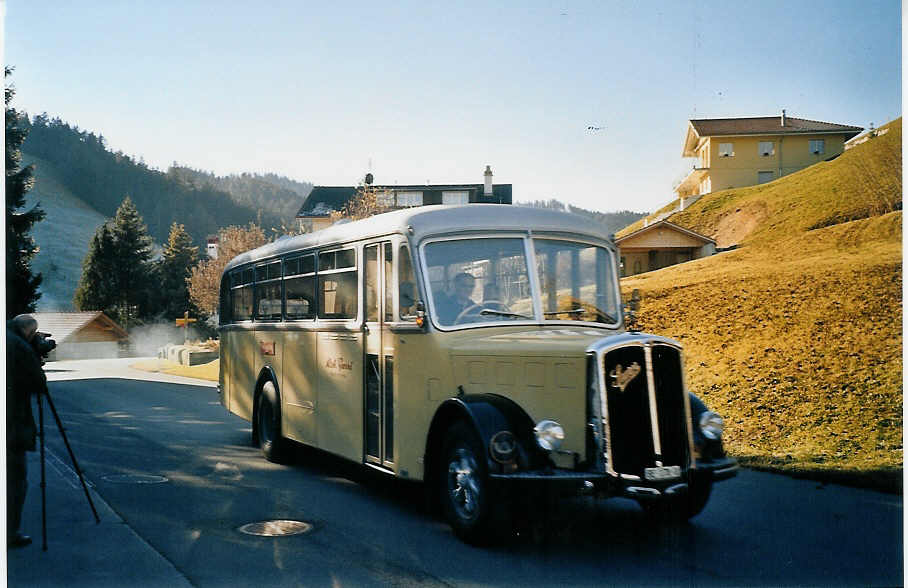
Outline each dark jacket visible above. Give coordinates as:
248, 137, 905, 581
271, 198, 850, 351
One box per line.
6, 324, 45, 452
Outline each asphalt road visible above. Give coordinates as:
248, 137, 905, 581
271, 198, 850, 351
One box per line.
26, 360, 904, 586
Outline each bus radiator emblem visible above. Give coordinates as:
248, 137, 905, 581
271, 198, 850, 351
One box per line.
609, 362, 641, 392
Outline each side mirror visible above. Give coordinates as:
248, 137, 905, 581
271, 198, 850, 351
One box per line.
415, 301, 427, 330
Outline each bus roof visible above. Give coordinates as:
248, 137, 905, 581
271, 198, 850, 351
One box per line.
223, 204, 615, 273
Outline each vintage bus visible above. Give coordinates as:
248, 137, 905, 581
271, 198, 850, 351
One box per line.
218, 205, 737, 542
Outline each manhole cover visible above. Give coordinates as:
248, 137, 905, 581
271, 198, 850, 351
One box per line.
102, 474, 169, 484
238, 520, 314, 537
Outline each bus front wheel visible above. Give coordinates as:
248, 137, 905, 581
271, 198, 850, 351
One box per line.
256, 381, 289, 463
438, 421, 492, 544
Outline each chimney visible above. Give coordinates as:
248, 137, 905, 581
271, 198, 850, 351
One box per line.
483, 165, 493, 196
781, 109, 786, 127
206, 236, 219, 259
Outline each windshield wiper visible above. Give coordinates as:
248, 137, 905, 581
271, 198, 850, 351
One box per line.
479, 309, 532, 319
544, 308, 587, 316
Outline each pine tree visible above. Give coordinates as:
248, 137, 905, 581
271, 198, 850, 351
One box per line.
74, 196, 154, 327
156, 223, 198, 319
73, 224, 118, 312
5, 67, 45, 317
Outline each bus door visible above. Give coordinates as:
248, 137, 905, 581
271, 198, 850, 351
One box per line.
363, 241, 394, 468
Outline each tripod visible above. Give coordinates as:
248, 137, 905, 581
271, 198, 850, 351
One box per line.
37, 387, 100, 552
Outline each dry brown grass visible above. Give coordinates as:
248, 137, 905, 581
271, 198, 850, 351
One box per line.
621, 119, 902, 477
131, 358, 219, 381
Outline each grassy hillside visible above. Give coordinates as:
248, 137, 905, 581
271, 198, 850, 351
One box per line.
621, 119, 902, 480
22, 152, 108, 311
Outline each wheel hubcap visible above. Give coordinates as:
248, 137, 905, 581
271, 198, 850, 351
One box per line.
447, 448, 480, 520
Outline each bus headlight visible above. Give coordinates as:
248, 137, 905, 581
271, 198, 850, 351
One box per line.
699, 411, 724, 440
489, 431, 517, 463
534, 420, 565, 451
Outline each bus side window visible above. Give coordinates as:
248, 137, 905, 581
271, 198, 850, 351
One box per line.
231, 267, 254, 321
285, 254, 316, 320
254, 260, 282, 321
219, 276, 231, 324
318, 249, 357, 320
384, 244, 393, 323
399, 245, 417, 321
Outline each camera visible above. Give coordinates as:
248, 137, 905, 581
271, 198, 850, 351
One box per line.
33, 331, 57, 358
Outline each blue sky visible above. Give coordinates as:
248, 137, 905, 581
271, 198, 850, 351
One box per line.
3, 1, 901, 213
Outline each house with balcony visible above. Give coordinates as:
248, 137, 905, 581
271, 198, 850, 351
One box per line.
675, 112, 863, 202
296, 166, 512, 233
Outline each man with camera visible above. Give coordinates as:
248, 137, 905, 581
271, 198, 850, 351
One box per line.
6, 314, 49, 549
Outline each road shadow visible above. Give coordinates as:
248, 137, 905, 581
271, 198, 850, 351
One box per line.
272, 438, 719, 551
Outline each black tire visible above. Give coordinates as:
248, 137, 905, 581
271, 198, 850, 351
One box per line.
439, 421, 492, 543
640, 477, 712, 522
256, 381, 289, 463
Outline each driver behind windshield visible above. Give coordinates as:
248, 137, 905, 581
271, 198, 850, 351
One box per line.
437, 272, 477, 324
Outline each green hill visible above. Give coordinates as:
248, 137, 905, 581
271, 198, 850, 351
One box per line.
620, 119, 902, 483
22, 152, 108, 311
20, 114, 299, 245
166, 166, 313, 229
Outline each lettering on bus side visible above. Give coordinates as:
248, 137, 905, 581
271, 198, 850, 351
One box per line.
325, 357, 353, 371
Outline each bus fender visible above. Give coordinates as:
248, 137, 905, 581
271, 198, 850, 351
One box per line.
252, 366, 280, 444
425, 394, 546, 483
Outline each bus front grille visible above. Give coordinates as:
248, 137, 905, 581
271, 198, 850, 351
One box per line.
601, 343, 689, 479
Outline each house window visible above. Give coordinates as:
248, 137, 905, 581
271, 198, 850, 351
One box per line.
376, 189, 395, 207
396, 191, 423, 207
719, 143, 734, 157
809, 139, 825, 155
442, 191, 469, 205
759, 141, 775, 156
757, 171, 774, 184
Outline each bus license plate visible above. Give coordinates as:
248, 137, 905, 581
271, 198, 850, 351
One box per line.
644, 466, 681, 481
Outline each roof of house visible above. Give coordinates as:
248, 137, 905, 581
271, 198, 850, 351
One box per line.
614, 220, 716, 246
297, 187, 358, 217
29, 312, 129, 344
683, 115, 863, 155
297, 184, 513, 217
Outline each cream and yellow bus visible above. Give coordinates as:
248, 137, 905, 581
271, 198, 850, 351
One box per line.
218, 205, 737, 542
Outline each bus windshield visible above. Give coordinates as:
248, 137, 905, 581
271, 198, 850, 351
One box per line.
423, 236, 619, 327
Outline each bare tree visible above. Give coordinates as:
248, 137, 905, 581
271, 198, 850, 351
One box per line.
187, 223, 268, 316
332, 182, 393, 222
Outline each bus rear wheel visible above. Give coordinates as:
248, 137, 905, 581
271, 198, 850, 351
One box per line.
256, 381, 289, 463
